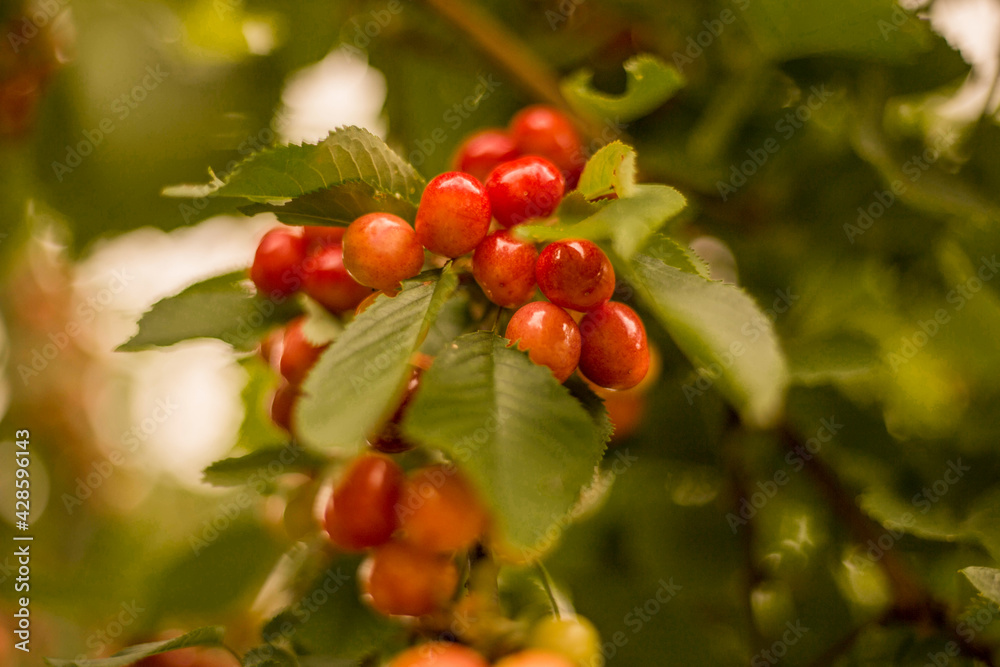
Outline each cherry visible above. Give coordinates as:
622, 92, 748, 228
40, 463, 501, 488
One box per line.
505, 302, 581, 383
250, 227, 307, 298
389, 642, 489, 667
343, 213, 425, 291
528, 616, 603, 667
302, 225, 346, 251
279, 318, 328, 386
509, 105, 584, 185
366, 541, 458, 616
485, 156, 564, 228
397, 465, 488, 553
453, 129, 521, 182
415, 172, 492, 258
493, 650, 575, 667
301, 244, 372, 313
535, 239, 615, 311
324, 453, 405, 551
578, 302, 650, 390
472, 230, 539, 308
369, 368, 421, 453
269, 382, 299, 433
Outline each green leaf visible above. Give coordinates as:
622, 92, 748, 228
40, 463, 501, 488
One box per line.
117, 272, 300, 352
629, 253, 789, 428
270, 554, 400, 660
163, 126, 425, 209
296, 268, 459, 450
403, 332, 609, 558
516, 185, 687, 259
234, 356, 288, 453
298, 299, 343, 347
561, 54, 684, 123
639, 235, 709, 277
44, 627, 226, 667
239, 180, 420, 226
742, 0, 930, 62
202, 444, 327, 487
242, 646, 299, 667
962, 567, 1000, 606
576, 142, 638, 200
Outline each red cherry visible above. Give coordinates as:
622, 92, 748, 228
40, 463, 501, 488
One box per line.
366, 541, 459, 616
415, 172, 492, 258
493, 649, 575, 667
250, 227, 307, 298
301, 244, 373, 313
472, 230, 539, 308
578, 302, 650, 390
343, 213, 425, 291
389, 642, 489, 667
453, 129, 521, 182
324, 453, 405, 551
505, 302, 581, 383
535, 239, 615, 311
397, 465, 488, 553
509, 105, 584, 185
269, 382, 299, 433
485, 156, 564, 228
302, 226, 345, 251
279, 318, 328, 386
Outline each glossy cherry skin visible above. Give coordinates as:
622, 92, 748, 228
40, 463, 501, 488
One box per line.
278, 318, 328, 386
528, 616, 603, 667
397, 465, 488, 553
324, 454, 405, 551
472, 230, 539, 308
250, 227, 307, 298
269, 382, 299, 433
389, 642, 489, 667
302, 225, 345, 251
494, 650, 576, 667
301, 244, 373, 313
535, 239, 615, 311
415, 172, 492, 258
343, 213, 425, 291
485, 156, 564, 228
453, 129, 521, 182
509, 105, 584, 183
366, 541, 459, 616
505, 302, 581, 383
578, 302, 650, 390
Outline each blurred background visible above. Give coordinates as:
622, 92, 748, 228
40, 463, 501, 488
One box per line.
2, 0, 1000, 665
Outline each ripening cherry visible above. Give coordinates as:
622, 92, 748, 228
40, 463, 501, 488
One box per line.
269, 382, 299, 433
366, 541, 459, 616
493, 650, 575, 667
324, 454, 405, 551
302, 225, 345, 251
279, 318, 328, 386
389, 643, 489, 667
472, 230, 539, 308
415, 172, 492, 258
250, 227, 307, 298
453, 128, 521, 182
578, 302, 650, 390
509, 105, 584, 184
301, 244, 373, 313
528, 616, 604, 667
369, 368, 421, 453
485, 156, 564, 228
397, 465, 488, 553
505, 302, 581, 383
343, 213, 425, 291
535, 239, 615, 311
